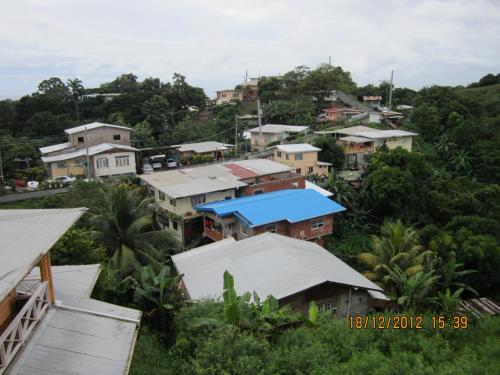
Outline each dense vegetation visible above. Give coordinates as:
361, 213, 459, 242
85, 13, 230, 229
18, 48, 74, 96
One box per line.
1, 69, 499, 373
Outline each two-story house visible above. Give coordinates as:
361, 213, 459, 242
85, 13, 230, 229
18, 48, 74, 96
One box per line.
315, 125, 418, 169
271, 143, 331, 178
139, 159, 305, 246
215, 89, 243, 105
248, 124, 309, 149
39, 122, 138, 179
0, 208, 140, 374
195, 189, 345, 245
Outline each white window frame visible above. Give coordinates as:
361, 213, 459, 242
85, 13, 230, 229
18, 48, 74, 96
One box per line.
191, 194, 206, 206
311, 218, 324, 230
115, 155, 130, 167
318, 302, 337, 313
96, 157, 109, 169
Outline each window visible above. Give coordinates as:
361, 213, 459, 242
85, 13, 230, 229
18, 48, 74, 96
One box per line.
285, 154, 289, 160
296, 168, 301, 174
115, 156, 130, 167
240, 223, 249, 236
74, 159, 85, 166
318, 302, 337, 313
96, 157, 108, 168
225, 196, 232, 200
254, 189, 263, 195
77, 136, 84, 143
277, 151, 282, 158
265, 224, 277, 233
191, 194, 206, 206
295, 153, 303, 160
402, 137, 407, 143
113, 134, 121, 141
173, 221, 178, 230
159, 191, 165, 201
311, 218, 324, 230
56, 161, 67, 168
308, 167, 313, 173
170, 197, 176, 206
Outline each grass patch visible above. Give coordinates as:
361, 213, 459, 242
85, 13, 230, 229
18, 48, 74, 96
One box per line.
129, 326, 171, 375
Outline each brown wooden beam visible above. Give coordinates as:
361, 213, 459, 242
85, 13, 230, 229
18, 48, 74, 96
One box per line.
39, 254, 55, 303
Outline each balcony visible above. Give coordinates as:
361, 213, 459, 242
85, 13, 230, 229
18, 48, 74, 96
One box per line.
0, 281, 50, 374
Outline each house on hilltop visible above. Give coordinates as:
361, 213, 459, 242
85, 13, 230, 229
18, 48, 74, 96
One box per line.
39, 122, 138, 179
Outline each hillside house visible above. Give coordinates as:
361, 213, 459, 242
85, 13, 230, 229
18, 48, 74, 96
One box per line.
172, 233, 389, 316
172, 141, 234, 162
215, 89, 243, 105
0, 209, 140, 374
39, 122, 137, 179
322, 107, 365, 122
362, 96, 383, 106
139, 159, 306, 246
315, 125, 418, 169
271, 143, 331, 177
195, 189, 345, 244
248, 124, 309, 149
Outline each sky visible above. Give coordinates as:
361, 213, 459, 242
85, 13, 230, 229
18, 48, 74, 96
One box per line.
0, 0, 499, 99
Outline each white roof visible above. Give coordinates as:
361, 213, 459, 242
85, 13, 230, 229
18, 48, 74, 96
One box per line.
172, 233, 384, 301
173, 141, 232, 154
248, 124, 309, 134
0, 208, 86, 301
39, 142, 73, 154
140, 159, 291, 198
333, 126, 418, 139
305, 180, 333, 197
339, 136, 374, 143
273, 143, 321, 153
41, 143, 138, 162
65, 122, 133, 135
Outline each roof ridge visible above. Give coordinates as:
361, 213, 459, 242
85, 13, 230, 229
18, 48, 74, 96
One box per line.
0, 208, 87, 222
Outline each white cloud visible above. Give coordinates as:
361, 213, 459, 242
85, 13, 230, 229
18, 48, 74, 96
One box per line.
0, 0, 499, 98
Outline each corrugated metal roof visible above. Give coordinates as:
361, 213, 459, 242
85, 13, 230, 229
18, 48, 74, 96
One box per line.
274, 143, 321, 153
41, 143, 138, 163
195, 189, 345, 227
339, 136, 374, 143
459, 298, 500, 318
334, 126, 418, 139
173, 141, 232, 154
0, 208, 86, 302
64, 122, 134, 135
172, 233, 384, 301
39, 142, 74, 154
305, 181, 333, 197
247, 124, 309, 134
140, 159, 290, 198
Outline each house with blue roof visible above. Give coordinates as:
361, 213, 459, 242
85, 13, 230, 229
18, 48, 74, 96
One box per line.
195, 189, 346, 244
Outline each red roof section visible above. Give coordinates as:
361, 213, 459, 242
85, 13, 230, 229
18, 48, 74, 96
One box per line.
223, 163, 259, 179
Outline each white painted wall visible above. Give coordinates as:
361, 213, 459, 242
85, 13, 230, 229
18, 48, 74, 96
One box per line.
93, 151, 136, 177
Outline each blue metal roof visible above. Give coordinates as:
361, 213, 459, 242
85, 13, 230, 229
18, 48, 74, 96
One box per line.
195, 189, 346, 227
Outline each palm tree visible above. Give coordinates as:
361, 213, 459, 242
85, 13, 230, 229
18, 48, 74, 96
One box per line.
91, 184, 180, 276
66, 78, 84, 121
387, 266, 440, 311
323, 172, 354, 208
358, 220, 433, 293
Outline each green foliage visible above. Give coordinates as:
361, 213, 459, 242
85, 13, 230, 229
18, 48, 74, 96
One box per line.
313, 136, 345, 169
50, 227, 106, 265
262, 99, 316, 125
189, 154, 215, 164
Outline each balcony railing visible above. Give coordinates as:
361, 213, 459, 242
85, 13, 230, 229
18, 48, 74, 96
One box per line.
0, 281, 50, 374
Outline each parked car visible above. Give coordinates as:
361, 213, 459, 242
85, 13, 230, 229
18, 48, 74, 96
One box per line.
51, 176, 76, 185
26, 181, 40, 191
142, 163, 154, 174
166, 159, 177, 168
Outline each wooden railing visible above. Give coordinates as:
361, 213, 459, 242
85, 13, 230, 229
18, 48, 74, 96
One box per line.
0, 281, 50, 374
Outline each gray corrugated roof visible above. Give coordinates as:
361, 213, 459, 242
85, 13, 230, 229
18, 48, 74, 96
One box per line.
274, 143, 321, 153
41, 143, 138, 163
64, 122, 133, 135
0, 208, 86, 302
39, 142, 74, 154
247, 124, 309, 133
172, 233, 384, 301
173, 141, 232, 153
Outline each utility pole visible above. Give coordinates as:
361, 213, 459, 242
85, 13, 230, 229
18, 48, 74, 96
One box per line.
234, 114, 238, 155
0, 149, 4, 183
257, 98, 263, 147
85, 126, 90, 180
328, 56, 332, 66
388, 70, 394, 110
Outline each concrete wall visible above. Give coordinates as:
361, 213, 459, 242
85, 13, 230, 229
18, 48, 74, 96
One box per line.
93, 151, 136, 177
157, 189, 236, 217
241, 174, 305, 196
272, 150, 328, 176
279, 282, 371, 318
250, 131, 289, 147
70, 127, 132, 149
